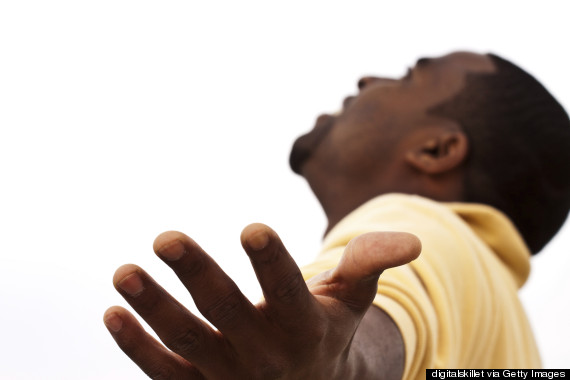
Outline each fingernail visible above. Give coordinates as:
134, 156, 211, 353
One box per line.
248, 230, 269, 251
158, 240, 185, 261
117, 273, 144, 296
104, 313, 123, 332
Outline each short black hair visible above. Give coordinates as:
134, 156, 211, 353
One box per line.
429, 53, 570, 254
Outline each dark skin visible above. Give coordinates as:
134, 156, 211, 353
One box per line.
292, 52, 495, 233
104, 52, 496, 379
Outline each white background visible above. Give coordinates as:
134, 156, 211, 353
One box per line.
1, 1, 569, 378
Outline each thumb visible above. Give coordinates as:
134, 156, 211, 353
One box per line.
331, 231, 421, 311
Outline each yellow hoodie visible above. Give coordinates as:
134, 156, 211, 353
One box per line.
301, 194, 540, 379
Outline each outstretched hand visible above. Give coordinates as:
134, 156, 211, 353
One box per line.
104, 224, 421, 379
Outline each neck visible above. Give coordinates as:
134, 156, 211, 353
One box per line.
324, 211, 347, 235
321, 192, 379, 235
322, 185, 465, 236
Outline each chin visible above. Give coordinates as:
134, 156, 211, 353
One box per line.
289, 119, 335, 175
289, 136, 312, 175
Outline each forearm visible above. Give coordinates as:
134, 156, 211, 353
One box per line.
346, 305, 405, 380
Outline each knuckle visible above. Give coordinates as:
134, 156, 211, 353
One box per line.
203, 290, 243, 327
273, 272, 304, 303
165, 328, 202, 356
135, 290, 162, 315
177, 254, 207, 280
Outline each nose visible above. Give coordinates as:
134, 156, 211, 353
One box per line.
357, 76, 379, 90
357, 76, 397, 90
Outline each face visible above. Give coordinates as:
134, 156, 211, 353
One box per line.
289, 52, 495, 207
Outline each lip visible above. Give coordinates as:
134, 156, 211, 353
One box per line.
342, 95, 356, 109
310, 114, 336, 144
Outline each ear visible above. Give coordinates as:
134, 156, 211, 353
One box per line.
405, 131, 469, 175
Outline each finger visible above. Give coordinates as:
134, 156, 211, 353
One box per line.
103, 306, 203, 380
153, 232, 263, 346
240, 223, 320, 330
331, 232, 421, 312
112, 264, 227, 370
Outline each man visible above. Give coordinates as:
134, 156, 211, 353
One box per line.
103, 52, 570, 379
